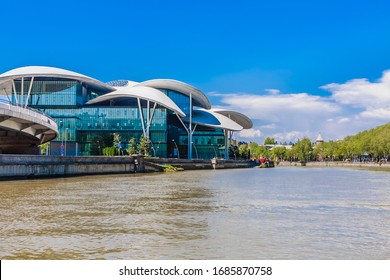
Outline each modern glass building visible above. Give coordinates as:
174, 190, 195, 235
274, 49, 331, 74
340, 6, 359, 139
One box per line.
0, 66, 252, 158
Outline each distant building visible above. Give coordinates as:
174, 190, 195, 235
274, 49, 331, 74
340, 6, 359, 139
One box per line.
264, 144, 293, 150
315, 133, 324, 146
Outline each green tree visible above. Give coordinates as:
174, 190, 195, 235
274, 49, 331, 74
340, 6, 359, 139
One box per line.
248, 142, 259, 158
229, 145, 238, 159
138, 135, 151, 156
90, 135, 106, 155
334, 122, 390, 160
270, 146, 287, 161
285, 148, 295, 161
113, 133, 122, 156
292, 137, 313, 162
238, 143, 249, 159
102, 146, 116, 156
126, 137, 137, 155
39, 142, 50, 155
255, 145, 270, 158
264, 137, 276, 145
313, 142, 325, 161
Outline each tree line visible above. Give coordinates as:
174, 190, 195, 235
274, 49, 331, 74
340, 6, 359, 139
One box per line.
235, 122, 390, 162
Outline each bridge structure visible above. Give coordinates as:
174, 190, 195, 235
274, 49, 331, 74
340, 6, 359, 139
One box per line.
0, 67, 60, 154
0, 98, 58, 154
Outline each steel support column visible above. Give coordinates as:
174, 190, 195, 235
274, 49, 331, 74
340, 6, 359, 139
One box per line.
188, 92, 192, 160
25, 76, 34, 108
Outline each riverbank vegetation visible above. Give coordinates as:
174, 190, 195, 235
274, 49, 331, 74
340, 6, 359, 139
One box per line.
242, 122, 390, 163
160, 164, 184, 172
100, 133, 152, 156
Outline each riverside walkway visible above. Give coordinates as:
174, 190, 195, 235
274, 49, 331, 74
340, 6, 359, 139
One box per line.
278, 160, 390, 170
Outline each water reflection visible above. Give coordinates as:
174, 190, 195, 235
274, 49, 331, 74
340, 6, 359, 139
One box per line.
0, 168, 389, 259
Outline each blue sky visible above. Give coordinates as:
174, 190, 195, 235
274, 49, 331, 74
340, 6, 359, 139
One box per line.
1, 0, 390, 143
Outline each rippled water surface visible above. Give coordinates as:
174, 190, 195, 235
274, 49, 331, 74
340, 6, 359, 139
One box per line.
0, 167, 389, 259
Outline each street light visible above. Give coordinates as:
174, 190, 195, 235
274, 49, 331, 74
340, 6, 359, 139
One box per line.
156, 141, 160, 156
212, 144, 218, 158
192, 142, 198, 159
172, 139, 180, 159
97, 140, 101, 155
65, 128, 68, 156
151, 146, 156, 157
59, 120, 64, 156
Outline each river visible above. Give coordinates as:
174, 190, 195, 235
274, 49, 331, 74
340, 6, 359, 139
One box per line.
0, 167, 389, 259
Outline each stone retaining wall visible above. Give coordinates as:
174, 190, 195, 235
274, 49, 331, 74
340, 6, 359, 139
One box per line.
0, 155, 256, 179
0, 155, 138, 179
144, 158, 257, 171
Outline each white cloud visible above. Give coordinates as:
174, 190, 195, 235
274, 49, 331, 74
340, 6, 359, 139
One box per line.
211, 70, 390, 143
236, 128, 262, 139
219, 92, 339, 122
360, 107, 390, 119
321, 70, 390, 110
215, 92, 340, 141
265, 89, 281, 95
271, 131, 308, 143
337, 117, 351, 123
261, 123, 277, 129
207, 91, 221, 97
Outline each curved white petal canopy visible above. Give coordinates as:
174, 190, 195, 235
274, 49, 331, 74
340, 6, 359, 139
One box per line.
139, 79, 211, 109
184, 108, 243, 131
211, 108, 253, 129
0, 66, 114, 93
86, 84, 186, 117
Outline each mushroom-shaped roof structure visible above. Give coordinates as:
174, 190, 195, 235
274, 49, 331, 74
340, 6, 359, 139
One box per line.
211, 108, 253, 129
0, 66, 114, 93
183, 108, 243, 131
139, 79, 211, 109
86, 83, 186, 117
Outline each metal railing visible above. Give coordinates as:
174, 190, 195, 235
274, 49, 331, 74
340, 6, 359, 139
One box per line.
0, 99, 58, 129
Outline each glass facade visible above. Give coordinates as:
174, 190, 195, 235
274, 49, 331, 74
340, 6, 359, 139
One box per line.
10, 78, 225, 159
13, 78, 103, 107
161, 89, 191, 115
43, 107, 168, 156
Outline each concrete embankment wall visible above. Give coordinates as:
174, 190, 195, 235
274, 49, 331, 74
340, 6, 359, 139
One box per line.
0, 155, 257, 179
144, 158, 257, 171
0, 155, 137, 179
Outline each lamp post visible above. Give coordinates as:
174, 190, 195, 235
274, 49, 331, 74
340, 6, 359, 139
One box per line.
59, 120, 64, 156
192, 142, 198, 159
151, 146, 156, 157
212, 144, 218, 158
65, 128, 68, 156
97, 140, 101, 155
156, 141, 160, 157
172, 139, 180, 159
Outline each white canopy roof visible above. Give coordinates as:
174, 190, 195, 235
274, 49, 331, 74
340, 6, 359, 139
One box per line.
86, 83, 186, 117
140, 79, 211, 109
184, 108, 243, 131
0, 66, 114, 92
211, 108, 253, 129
